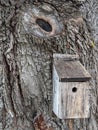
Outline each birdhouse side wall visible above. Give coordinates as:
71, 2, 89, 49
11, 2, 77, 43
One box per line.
53, 65, 60, 115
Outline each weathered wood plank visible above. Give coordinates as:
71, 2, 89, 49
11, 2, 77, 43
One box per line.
53, 54, 79, 61
53, 54, 91, 119
53, 81, 90, 119
53, 54, 91, 82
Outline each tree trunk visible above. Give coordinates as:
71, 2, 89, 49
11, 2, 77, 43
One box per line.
0, 0, 98, 130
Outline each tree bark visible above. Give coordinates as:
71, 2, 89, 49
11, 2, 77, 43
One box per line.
0, 0, 98, 130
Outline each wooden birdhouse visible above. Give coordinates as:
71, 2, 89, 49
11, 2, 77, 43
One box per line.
53, 54, 91, 119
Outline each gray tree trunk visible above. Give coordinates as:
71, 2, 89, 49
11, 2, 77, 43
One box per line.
0, 0, 98, 130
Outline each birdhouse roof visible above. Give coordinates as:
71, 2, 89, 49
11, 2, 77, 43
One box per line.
53, 54, 91, 82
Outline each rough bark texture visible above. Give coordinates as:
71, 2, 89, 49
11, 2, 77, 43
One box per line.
0, 0, 98, 130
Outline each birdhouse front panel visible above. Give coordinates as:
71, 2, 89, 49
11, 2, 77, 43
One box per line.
53, 81, 90, 119
53, 54, 91, 119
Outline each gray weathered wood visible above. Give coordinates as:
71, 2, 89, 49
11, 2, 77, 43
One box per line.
53, 54, 91, 119
53, 54, 79, 61
53, 81, 90, 119
53, 54, 91, 82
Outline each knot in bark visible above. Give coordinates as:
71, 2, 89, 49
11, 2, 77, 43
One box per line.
22, 3, 64, 38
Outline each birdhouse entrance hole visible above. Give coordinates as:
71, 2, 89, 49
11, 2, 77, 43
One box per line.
72, 87, 77, 92
36, 18, 52, 32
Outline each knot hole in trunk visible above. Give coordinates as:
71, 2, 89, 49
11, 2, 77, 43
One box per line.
36, 18, 52, 32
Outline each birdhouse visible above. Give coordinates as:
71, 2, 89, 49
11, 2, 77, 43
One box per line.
53, 54, 91, 119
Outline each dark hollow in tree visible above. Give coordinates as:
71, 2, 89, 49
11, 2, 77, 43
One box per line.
36, 18, 52, 32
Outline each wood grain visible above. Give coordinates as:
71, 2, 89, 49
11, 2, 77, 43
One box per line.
53, 54, 91, 82
53, 54, 91, 119
53, 81, 90, 119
